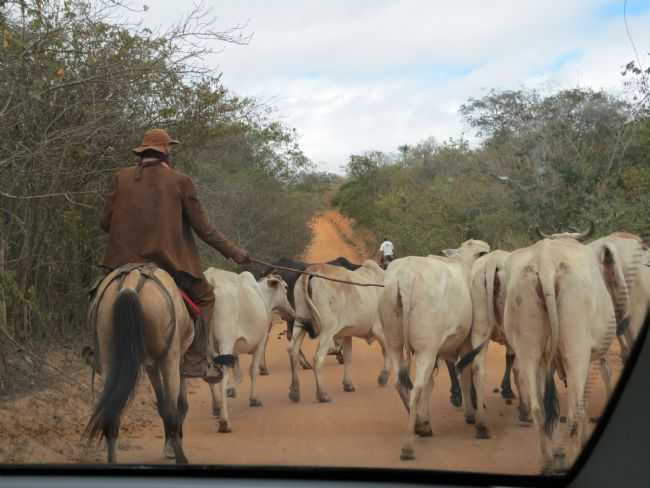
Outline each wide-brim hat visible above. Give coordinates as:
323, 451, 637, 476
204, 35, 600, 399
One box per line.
133, 128, 180, 155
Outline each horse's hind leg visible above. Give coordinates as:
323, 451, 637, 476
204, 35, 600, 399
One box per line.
160, 359, 189, 464
147, 365, 173, 458
178, 377, 189, 440
104, 417, 120, 464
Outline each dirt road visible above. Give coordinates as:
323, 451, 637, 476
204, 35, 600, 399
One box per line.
0, 210, 620, 473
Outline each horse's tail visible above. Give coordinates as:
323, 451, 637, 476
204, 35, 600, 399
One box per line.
84, 287, 145, 441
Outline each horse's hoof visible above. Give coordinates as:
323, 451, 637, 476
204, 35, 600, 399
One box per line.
289, 389, 300, 403
400, 448, 415, 461
343, 383, 356, 393
250, 398, 263, 407
560, 416, 567, 423
226, 387, 237, 399
465, 415, 476, 425
163, 443, 175, 459
212, 407, 221, 418
259, 366, 270, 376
218, 420, 232, 433
476, 425, 491, 439
377, 370, 389, 386
519, 410, 532, 423
317, 392, 332, 403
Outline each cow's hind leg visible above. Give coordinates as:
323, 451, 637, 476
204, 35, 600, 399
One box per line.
209, 382, 222, 418
342, 336, 355, 392
259, 326, 271, 376
249, 341, 265, 407
313, 330, 338, 402
501, 348, 516, 400
446, 360, 462, 408
472, 342, 491, 439
415, 373, 434, 437
371, 322, 391, 386
288, 327, 306, 402
401, 351, 437, 461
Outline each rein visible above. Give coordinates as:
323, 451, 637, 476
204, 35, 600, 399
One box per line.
251, 257, 385, 288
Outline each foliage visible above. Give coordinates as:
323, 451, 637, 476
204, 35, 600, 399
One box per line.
0, 0, 321, 351
335, 87, 650, 257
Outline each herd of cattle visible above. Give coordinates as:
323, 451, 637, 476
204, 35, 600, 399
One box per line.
202, 226, 648, 473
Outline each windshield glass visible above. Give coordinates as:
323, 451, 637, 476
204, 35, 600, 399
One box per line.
1, 0, 649, 478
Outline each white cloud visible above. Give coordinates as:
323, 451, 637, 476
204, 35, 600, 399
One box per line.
130, 1, 650, 173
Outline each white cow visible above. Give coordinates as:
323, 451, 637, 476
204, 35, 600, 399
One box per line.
502, 236, 628, 472
462, 249, 531, 439
378, 239, 490, 461
589, 232, 647, 361
204, 268, 295, 433
289, 260, 388, 403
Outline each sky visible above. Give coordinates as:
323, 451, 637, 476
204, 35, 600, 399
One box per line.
126, 0, 650, 173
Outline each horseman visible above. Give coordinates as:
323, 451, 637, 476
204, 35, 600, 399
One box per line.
99, 128, 250, 382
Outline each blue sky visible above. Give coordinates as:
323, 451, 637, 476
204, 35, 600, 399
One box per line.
131, 1, 650, 173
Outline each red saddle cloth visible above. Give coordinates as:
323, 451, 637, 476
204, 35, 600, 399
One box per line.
179, 290, 201, 320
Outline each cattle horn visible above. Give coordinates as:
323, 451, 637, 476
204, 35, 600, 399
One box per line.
575, 220, 595, 241
536, 227, 551, 239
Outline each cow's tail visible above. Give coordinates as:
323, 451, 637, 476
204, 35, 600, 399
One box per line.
302, 274, 322, 338
84, 287, 145, 442
396, 273, 415, 391
601, 243, 632, 338
486, 258, 499, 330
538, 258, 560, 437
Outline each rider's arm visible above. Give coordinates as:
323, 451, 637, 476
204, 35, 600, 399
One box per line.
179, 175, 248, 262
100, 173, 118, 232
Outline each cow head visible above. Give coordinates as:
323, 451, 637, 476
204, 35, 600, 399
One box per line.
536, 221, 595, 242
262, 274, 296, 321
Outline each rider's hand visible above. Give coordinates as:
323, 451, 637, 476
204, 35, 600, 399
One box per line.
233, 249, 251, 265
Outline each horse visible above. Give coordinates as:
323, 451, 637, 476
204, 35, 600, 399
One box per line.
84, 263, 194, 464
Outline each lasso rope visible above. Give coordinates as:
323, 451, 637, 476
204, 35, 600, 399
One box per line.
250, 258, 385, 288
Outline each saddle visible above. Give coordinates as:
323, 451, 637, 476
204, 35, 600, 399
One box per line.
88, 263, 200, 322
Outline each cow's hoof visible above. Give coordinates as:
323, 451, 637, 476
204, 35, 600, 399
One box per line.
259, 366, 270, 376
249, 398, 263, 407
218, 420, 232, 433
465, 415, 476, 425
400, 448, 415, 461
450, 393, 462, 408
476, 425, 491, 439
163, 441, 175, 459
377, 370, 389, 386
317, 392, 332, 403
289, 389, 300, 403
212, 406, 221, 418
226, 387, 237, 399
415, 421, 433, 437
343, 382, 356, 393
501, 388, 516, 400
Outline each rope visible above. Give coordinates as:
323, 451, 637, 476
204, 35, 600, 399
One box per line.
250, 258, 385, 288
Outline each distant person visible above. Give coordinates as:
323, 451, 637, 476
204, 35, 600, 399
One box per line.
99, 128, 250, 382
379, 237, 395, 268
